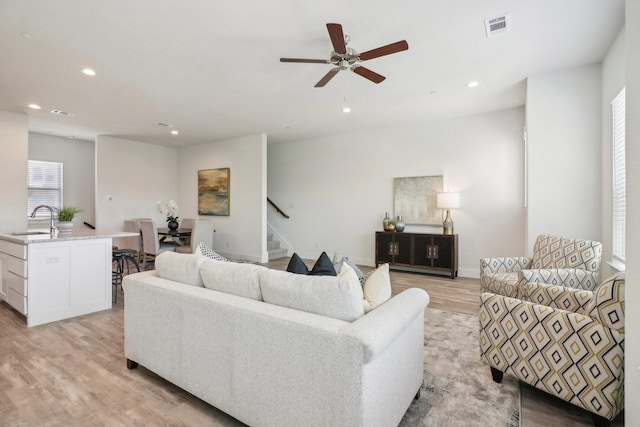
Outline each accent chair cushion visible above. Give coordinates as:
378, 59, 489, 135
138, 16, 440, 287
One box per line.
481, 272, 520, 298
155, 251, 208, 287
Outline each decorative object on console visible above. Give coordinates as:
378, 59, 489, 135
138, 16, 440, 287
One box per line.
436, 192, 460, 235
395, 215, 406, 232
394, 175, 443, 225
383, 212, 391, 231
198, 167, 230, 216
56, 206, 82, 232
156, 200, 180, 229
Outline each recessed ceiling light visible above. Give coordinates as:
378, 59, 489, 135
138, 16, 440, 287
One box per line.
28, 104, 42, 110
466, 81, 479, 88
20, 32, 32, 38
170, 130, 179, 135
82, 68, 96, 76
342, 106, 351, 113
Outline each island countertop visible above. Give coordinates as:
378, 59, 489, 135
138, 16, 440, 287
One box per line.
0, 229, 138, 245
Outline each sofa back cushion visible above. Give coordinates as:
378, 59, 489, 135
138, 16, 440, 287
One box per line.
200, 259, 266, 301
155, 251, 208, 287
531, 234, 602, 271
260, 266, 365, 322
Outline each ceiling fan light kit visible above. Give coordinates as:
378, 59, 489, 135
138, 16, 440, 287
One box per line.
280, 23, 409, 87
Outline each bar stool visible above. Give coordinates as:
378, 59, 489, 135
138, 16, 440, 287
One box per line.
112, 248, 140, 303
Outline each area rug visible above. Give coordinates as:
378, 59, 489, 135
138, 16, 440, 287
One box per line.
399, 308, 520, 427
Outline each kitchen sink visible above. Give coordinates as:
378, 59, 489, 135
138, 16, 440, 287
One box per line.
9, 231, 50, 235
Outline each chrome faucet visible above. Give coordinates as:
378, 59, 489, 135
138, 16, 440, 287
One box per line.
31, 205, 56, 234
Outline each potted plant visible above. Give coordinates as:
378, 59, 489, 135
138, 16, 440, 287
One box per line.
156, 200, 180, 230
56, 206, 82, 233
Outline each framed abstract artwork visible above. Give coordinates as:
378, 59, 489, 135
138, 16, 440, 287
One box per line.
393, 175, 443, 225
198, 168, 230, 216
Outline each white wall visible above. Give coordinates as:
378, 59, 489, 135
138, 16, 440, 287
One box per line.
0, 111, 28, 232
268, 108, 526, 277
29, 133, 96, 228
624, 0, 639, 420
526, 64, 603, 249
95, 135, 178, 249
177, 134, 267, 262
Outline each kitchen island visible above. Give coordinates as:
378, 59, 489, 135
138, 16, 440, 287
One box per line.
0, 229, 137, 327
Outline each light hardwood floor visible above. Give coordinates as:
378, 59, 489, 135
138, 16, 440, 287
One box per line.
0, 259, 622, 426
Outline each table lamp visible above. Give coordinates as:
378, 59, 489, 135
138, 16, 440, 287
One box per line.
436, 192, 460, 235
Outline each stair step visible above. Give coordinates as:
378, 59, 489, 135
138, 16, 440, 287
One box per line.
268, 247, 288, 261
267, 240, 281, 250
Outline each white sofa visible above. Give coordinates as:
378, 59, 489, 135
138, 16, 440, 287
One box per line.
123, 252, 430, 427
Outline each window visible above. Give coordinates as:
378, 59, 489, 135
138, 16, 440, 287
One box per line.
28, 160, 63, 219
612, 88, 625, 262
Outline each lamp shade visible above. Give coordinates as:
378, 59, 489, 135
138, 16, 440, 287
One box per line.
437, 192, 460, 209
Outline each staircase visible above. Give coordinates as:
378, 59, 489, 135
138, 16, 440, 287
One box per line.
267, 232, 288, 261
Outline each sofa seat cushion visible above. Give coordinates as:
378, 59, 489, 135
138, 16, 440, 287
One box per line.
260, 265, 365, 322
155, 251, 208, 287
200, 259, 267, 301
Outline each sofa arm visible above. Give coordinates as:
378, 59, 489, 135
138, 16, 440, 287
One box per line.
480, 257, 531, 275
523, 282, 594, 313
518, 268, 599, 291
341, 288, 429, 363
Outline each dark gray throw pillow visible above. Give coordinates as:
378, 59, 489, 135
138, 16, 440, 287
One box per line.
286, 253, 309, 275
310, 251, 337, 276
286, 252, 337, 276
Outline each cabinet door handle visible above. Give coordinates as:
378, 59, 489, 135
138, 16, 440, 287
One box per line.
388, 242, 399, 256
427, 245, 439, 259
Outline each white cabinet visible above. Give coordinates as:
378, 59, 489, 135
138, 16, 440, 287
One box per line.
0, 240, 28, 313
26, 238, 112, 327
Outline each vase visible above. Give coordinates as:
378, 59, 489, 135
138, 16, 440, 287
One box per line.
56, 221, 73, 233
395, 216, 406, 232
167, 220, 179, 231
383, 212, 391, 231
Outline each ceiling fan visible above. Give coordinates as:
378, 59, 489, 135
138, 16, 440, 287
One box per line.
280, 23, 409, 87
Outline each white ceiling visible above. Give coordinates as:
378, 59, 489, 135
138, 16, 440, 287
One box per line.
0, 0, 624, 146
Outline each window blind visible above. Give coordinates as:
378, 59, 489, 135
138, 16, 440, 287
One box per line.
27, 160, 63, 219
611, 88, 625, 262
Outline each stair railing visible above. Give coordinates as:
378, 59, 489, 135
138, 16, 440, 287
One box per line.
267, 198, 290, 219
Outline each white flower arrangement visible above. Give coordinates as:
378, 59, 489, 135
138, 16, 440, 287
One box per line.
156, 200, 179, 223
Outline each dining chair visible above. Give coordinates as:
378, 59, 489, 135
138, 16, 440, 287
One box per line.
124, 218, 151, 263
139, 219, 176, 264
175, 219, 214, 254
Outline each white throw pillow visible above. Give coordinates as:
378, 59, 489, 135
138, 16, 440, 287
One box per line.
260, 265, 365, 322
362, 264, 392, 313
200, 259, 266, 301
155, 251, 208, 287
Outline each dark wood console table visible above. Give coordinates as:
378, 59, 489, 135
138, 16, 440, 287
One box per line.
375, 231, 458, 279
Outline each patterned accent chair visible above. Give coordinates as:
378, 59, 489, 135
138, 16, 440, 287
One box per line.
480, 234, 603, 299
479, 273, 625, 427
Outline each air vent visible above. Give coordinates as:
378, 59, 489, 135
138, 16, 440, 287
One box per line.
485, 13, 510, 37
157, 122, 173, 128
50, 109, 75, 116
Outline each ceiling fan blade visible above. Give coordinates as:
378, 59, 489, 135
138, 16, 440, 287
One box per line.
315, 68, 340, 87
326, 23, 347, 54
352, 66, 385, 84
280, 58, 330, 64
358, 40, 409, 61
